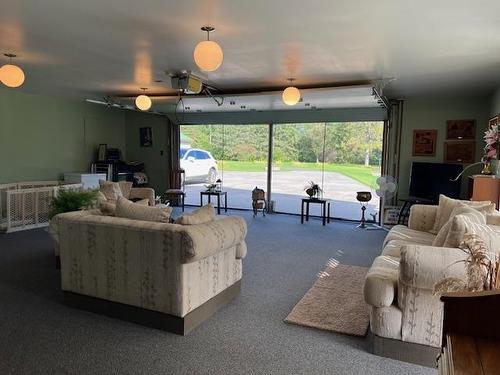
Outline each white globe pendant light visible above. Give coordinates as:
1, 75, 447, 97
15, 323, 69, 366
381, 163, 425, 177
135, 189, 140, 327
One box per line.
282, 79, 301, 106
194, 26, 223, 72
135, 88, 152, 111
0, 53, 25, 88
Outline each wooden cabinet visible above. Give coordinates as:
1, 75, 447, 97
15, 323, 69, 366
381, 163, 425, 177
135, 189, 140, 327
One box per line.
469, 175, 500, 209
438, 291, 500, 374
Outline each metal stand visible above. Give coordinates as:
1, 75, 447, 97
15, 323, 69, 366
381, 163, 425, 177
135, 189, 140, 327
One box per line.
358, 205, 367, 228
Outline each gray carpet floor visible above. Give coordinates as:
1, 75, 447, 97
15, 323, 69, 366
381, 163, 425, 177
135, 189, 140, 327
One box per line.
0, 210, 434, 375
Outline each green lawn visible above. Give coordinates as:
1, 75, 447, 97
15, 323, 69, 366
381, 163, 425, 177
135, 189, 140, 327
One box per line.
218, 160, 380, 189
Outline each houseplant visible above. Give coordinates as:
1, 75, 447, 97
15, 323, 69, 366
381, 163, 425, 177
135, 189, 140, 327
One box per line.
304, 181, 323, 199
484, 124, 500, 176
49, 188, 99, 219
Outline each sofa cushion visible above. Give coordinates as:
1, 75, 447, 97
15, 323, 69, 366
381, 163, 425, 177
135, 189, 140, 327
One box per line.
431, 195, 492, 234
118, 181, 133, 199
383, 225, 435, 248
115, 197, 172, 223
433, 204, 488, 247
443, 212, 487, 248
364, 255, 400, 308
99, 180, 123, 203
175, 204, 215, 225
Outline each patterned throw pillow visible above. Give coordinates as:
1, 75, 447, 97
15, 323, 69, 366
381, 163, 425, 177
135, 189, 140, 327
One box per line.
99, 180, 123, 203
433, 204, 489, 247
118, 181, 133, 199
443, 212, 487, 248
430, 195, 493, 234
115, 197, 172, 223
175, 204, 216, 225
99, 198, 149, 216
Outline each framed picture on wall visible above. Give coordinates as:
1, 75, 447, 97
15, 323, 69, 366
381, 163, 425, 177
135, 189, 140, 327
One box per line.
444, 141, 475, 164
489, 115, 498, 130
412, 129, 437, 156
140, 127, 153, 147
446, 119, 475, 140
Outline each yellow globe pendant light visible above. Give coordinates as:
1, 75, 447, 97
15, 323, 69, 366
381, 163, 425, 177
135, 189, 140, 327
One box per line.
282, 78, 301, 106
194, 26, 223, 72
135, 88, 152, 111
0, 53, 25, 88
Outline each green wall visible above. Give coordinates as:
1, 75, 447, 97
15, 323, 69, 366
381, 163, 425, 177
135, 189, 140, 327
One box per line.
125, 111, 171, 193
491, 87, 500, 115
0, 88, 126, 183
397, 96, 490, 199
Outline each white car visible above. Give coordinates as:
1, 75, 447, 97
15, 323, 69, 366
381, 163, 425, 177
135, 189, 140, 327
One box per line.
180, 147, 218, 183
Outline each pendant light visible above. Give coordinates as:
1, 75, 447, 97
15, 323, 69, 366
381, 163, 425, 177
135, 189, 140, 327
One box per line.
0, 53, 25, 88
282, 78, 301, 106
194, 26, 223, 72
135, 88, 152, 111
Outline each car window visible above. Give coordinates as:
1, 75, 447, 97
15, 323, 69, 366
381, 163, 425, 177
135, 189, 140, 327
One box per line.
180, 148, 188, 158
199, 151, 209, 160
185, 150, 194, 159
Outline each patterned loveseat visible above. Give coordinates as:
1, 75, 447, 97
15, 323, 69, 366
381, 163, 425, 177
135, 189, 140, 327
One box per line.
363, 200, 500, 365
53, 209, 247, 334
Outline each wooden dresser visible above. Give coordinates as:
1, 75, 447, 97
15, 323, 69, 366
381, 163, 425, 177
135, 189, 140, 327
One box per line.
438, 291, 500, 374
469, 175, 500, 209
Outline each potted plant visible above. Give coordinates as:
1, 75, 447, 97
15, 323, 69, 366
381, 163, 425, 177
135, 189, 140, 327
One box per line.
49, 188, 99, 219
304, 181, 323, 199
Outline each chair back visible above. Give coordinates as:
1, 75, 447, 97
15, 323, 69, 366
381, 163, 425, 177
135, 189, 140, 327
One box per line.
170, 169, 185, 191
252, 187, 265, 201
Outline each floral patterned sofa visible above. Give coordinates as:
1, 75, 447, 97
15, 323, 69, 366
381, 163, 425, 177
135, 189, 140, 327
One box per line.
363, 197, 500, 365
52, 209, 247, 334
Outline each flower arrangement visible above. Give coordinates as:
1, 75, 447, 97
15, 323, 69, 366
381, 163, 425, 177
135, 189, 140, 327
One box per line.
484, 124, 500, 160
434, 233, 500, 295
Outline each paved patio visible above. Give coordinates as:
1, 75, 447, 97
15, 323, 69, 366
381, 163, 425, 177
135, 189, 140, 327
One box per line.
185, 171, 379, 221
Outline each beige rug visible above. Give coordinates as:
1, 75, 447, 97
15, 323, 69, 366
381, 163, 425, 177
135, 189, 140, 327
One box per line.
284, 262, 369, 336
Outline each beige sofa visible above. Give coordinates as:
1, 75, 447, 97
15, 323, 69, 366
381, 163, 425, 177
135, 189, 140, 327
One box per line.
364, 203, 500, 365
52, 209, 247, 334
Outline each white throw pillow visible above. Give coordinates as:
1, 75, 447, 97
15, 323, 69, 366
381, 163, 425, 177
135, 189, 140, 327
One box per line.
443, 212, 487, 248
115, 197, 172, 223
431, 195, 492, 234
99, 180, 123, 203
175, 204, 216, 225
433, 204, 490, 247
465, 223, 500, 256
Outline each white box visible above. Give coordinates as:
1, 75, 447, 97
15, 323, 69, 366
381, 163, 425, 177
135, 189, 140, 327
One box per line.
64, 173, 107, 190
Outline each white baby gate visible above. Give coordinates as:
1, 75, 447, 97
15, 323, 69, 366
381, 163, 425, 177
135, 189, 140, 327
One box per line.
0, 181, 82, 233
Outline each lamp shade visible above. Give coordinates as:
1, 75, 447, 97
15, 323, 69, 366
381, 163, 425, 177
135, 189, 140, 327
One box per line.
0, 64, 25, 88
135, 94, 152, 111
194, 40, 223, 72
282, 86, 300, 106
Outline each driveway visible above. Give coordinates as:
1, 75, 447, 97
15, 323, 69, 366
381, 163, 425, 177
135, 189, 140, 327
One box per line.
185, 171, 379, 221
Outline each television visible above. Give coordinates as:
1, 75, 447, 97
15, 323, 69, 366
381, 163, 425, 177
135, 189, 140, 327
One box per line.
409, 162, 463, 201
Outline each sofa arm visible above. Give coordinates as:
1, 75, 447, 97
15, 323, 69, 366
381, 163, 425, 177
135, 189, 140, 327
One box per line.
364, 255, 400, 308
399, 245, 466, 291
179, 216, 247, 263
130, 187, 155, 206
407, 204, 438, 232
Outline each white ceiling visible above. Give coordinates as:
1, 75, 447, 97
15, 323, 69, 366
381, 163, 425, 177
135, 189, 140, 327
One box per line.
2, 0, 500, 109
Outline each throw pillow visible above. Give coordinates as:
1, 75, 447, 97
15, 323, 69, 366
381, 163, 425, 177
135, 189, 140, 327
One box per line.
432, 204, 491, 247
99, 180, 123, 203
431, 195, 492, 234
174, 204, 216, 225
443, 212, 487, 248
115, 197, 172, 223
99, 198, 148, 216
118, 181, 133, 199
466, 223, 500, 255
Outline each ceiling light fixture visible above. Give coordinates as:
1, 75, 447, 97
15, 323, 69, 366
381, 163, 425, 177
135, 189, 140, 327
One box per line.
135, 88, 152, 111
0, 53, 25, 88
282, 78, 300, 106
194, 26, 223, 72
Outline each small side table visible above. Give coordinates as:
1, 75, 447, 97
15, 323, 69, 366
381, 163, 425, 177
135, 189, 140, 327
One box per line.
301, 198, 331, 226
200, 191, 228, 215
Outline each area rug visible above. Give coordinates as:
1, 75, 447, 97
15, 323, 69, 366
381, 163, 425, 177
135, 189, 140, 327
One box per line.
284, 261, 369, 336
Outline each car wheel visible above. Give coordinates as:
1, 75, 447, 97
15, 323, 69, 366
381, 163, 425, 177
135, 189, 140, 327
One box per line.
207, 168, 217, 183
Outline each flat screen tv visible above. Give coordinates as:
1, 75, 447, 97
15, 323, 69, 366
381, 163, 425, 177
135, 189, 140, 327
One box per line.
409, 162, 463, 201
